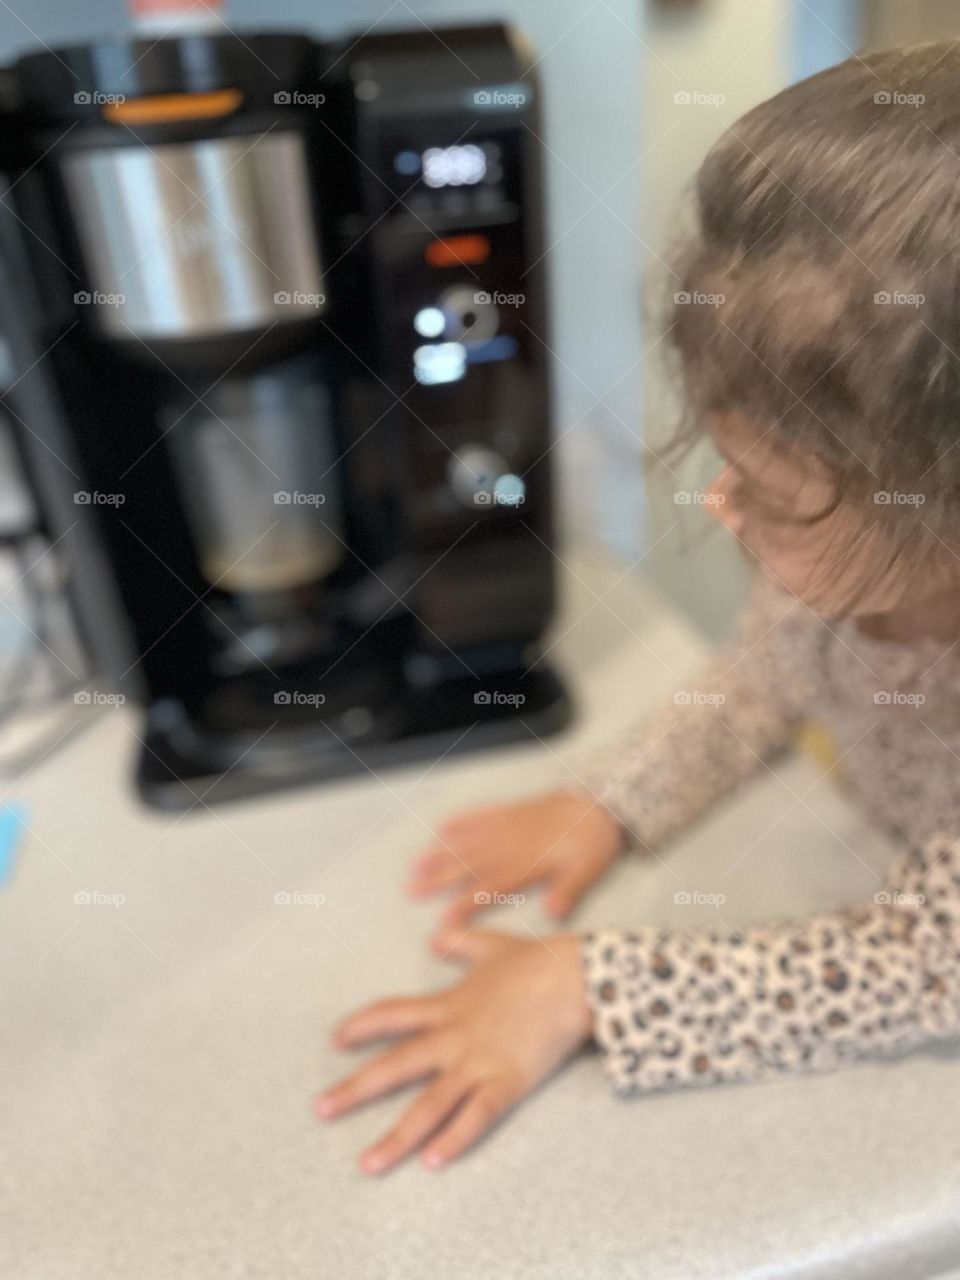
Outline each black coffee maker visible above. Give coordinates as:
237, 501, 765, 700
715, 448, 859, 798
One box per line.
0, 15, 569, 807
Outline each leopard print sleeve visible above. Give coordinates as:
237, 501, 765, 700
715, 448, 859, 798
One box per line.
575, 571, 816, 854
580, 833, 960, 1094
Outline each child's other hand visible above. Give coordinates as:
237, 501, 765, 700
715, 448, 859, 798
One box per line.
408, 788, 626, 925
315, 929, 593, 1174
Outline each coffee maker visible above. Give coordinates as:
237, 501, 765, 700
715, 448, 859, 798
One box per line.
0, 13, 570, 807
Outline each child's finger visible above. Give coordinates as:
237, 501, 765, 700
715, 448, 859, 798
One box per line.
409, 834, 499, 889
315, 1037, 442, 1119
421, 1080, 514, 1169
413, 846, 446, 870
417, 835, 481, 865
431, 925, 507, 965
408, 856, 473, 898
410, 845, 460, 883
359, 1071, 470, 1174
333, 994, 445, 1047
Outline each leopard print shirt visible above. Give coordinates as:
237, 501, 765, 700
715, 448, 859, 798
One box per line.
578, 571, 960, 1095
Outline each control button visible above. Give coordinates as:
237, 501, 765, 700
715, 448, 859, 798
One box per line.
424, 234, 491, 269
394, 150, 421, 176
448, 445, 509, 508
413, 306, 446, 338
438, 284, 499, 346
413, 342, 467, 386
493, 473, 526, 508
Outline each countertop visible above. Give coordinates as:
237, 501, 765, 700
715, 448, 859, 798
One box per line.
4, 546, 960, 1280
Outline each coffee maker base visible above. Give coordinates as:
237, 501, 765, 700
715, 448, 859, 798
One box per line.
134, 664, 572, 811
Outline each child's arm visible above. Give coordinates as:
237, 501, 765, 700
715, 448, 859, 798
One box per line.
577, 569, 816, 855
320, 834, 960, 1172
582, 833, 960, 1094
410, 572, 813, 923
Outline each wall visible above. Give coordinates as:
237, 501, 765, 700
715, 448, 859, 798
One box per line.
864, 0, 960, 47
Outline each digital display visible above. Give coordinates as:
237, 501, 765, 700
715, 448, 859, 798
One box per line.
422, 144, 486, 188
393, 142, 503, 190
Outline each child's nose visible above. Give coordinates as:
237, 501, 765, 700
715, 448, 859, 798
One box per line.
705, 469, 745, 534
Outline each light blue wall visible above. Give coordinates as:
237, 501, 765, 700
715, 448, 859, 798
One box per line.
789, 0, 863, 84
0, 4, 110, 54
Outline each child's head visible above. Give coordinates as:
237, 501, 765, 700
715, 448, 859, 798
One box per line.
667, 40, 960, 618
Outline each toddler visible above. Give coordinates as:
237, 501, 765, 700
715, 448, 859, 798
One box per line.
316, 39, 960, 1173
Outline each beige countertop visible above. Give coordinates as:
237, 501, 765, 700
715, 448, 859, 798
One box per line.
3, 546, 960, 1279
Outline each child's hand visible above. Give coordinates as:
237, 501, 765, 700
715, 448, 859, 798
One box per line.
409, 788, 626, 925
315, 929, 593, 1174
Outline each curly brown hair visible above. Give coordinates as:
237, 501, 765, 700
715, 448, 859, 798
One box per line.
660, 39, 960, 586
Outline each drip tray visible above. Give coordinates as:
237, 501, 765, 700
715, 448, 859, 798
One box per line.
135, 662, 572, 810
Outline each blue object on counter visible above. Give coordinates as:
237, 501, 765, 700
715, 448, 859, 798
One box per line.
0, 803, 26, 887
